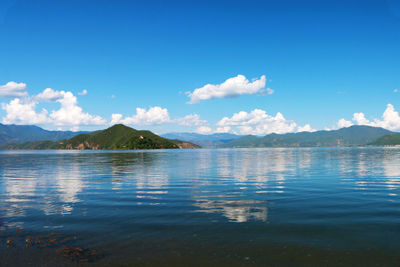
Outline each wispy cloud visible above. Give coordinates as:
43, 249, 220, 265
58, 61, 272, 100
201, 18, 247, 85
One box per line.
78, 89, 88, 96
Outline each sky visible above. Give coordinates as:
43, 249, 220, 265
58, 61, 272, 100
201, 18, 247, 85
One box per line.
0, 0, 400, 135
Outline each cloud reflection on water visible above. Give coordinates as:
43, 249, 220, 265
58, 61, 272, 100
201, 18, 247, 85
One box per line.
1, 148, 400, 230
192, 148, 300, 223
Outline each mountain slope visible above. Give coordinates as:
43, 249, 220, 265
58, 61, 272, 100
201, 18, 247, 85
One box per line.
368, 134, 400, 146
161, 132, 242, 148
0, 123, 86, 145
221, 125, 394, 148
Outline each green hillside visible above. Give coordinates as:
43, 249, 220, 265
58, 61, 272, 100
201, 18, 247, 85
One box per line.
2, 124, 199, 150
221, 125, 394, 148
368, 134, 400, 146
2, 140, 62, 150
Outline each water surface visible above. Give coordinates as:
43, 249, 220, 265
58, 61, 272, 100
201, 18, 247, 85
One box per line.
1, 148, 400, 266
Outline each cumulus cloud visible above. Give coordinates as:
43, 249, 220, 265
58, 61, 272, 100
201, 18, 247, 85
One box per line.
173, 114, 207, 126
2, 98, 50, 125
110, 113, 123, 125
297, 124, 315, 132
36, 88, 64, 102
111, 109, 211, 131
1, 87, 105, 126
186, 75, 272, 104
216, 109, 315, 135
195, 126, 213, 134
215, 126, 232, 133
334, 104, 400, 131
111, 107, 170, 126
337, 118, 353, 128
49, 91, 106, 126
0, 81, 28, 98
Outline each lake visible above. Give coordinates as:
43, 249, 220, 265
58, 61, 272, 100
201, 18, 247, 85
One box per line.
1, 148, 400, 266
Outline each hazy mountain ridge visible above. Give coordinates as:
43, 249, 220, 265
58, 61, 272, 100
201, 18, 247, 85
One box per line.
0, 123, 86, 145
221, 125, 395, 148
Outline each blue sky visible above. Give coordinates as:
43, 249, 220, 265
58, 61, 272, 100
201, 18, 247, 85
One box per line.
0, 0, 400, 134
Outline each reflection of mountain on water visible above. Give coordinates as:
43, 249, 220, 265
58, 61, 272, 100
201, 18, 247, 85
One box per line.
193, 197, 267, 223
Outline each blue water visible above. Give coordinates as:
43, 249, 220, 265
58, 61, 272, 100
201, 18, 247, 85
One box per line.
1, 148, 400, 266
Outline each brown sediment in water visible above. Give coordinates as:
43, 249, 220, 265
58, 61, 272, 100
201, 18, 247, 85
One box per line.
6, 238, 14, 248
2, 230, 103, 263
56, 246, 103, 262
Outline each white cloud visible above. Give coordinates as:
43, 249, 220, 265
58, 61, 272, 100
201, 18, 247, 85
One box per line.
1, 87, 105, 127
215, 126, 232, 133
216, 109, 314, 135
173, 114, 207, 126
49, 91, 106, 126
70, 126, 80, 132
297, 124, 316, 132
111, 106, 170, 126
0, 81, 27, 98
334, 104, 400, 131
110, 113, 123, 125
78, 89, 88, 96
36, 88, 64, 102
186, 75, 271, 104
337, 118, 353, 128
394, 89, 398, 93
1, 98, 50, 125
352, 112, 369, 125
196, 126, 213, 134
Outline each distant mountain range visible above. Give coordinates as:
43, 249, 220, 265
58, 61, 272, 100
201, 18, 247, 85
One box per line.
3, 124, 199, 150
161, 132, 242, 148
0, 123, 399, 150
220, 125, 395, 148
0, 123, 86, 145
